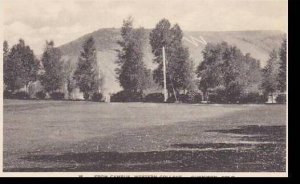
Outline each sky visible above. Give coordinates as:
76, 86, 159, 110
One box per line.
2, 0, 288, 55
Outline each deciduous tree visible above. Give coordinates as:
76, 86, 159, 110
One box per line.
4, 39, 38, 92
150, 19, 195, 98
197, 42, 262, 103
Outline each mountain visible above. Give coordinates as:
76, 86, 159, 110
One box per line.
58, 28, 285, 95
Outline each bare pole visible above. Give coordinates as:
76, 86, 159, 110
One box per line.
162, 46, 168, 102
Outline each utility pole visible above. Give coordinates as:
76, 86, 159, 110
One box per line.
162, 46, 168, 102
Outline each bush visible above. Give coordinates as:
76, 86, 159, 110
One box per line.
207, 87, 227, 104
3, 90, 14, 99
225, 84, 243, 103
208, 90, 227, 103
143, 93, 164, 103
239, 92, 266, 104
178, 94, 188, 103
91, 92, 103, 102
50, 92, 65, 100
165, 95, 180, 103
35, 91, 46, 99
14, 91, 30, 100
165, 92, 202, 103
276, 94, 286, 104
166, 95, 176, 103
83, 93, 89, 100
110, 92, 120, 102
111, 91, 143, 102
183, 91, 202, 103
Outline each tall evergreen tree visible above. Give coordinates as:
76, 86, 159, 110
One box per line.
243, 53, 262, 93
168, 24, 195, 94
278, 38, 287, 92
63, 59, 76, 99
40, 41, 64, 94
115, 17, 150, 94
74, 36, 101, 100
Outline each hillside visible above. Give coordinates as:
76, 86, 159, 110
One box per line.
58, 28, 285, 95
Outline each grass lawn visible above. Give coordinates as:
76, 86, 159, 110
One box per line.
3, 99, 286, 172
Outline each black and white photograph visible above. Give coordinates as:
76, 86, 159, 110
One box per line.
1, 0, 287, 177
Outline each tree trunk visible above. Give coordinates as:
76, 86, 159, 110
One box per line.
24, 83, 28, 93
170, 79, 178, 102
202, 91, 206, 102
68, 90, 72, 100
84, 92, 89, 100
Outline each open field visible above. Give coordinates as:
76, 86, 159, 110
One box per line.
3, 100, 286, 172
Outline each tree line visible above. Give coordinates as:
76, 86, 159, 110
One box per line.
3, 37, 103, 101
113, 17, 286, 103
3, 17, 287, 103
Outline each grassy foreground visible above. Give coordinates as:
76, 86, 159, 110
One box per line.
3, 100, 286, 172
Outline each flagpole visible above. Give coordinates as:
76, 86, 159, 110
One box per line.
162, 46, 168, 102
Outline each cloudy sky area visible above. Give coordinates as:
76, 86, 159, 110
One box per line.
2, 0, 287, 55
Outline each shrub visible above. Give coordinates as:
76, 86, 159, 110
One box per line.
194, 93, 203, 103
239, 92, 265, 104
110, 92, 121, 102
91, 92, 103, 102
111, 91, 143, 102
143, 93, 164, 103
166, 95, 182, 103
35, 91, 46, 99
50, 92, 65, 100
165, 92, 202, 103
276, 94, 286, 104
208, 92, 226, 104
166, 95, 176, 103
178, 94, 188, 103
207, 87, 227, 104
184, 91, 202, 103
3, 90, 14, 99
83, 93, 89, 100
225, 84, 243, 103
14, 91, 30, 100
129, 92, 143, 102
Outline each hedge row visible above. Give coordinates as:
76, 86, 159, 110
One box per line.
110, 91, 142, 102
110, 91, 286, 104
4, 90, 63, 100
110, 91, 202, 103
4, 90, 286, 104
4, 90, 105, 102
4, 91, 30, 100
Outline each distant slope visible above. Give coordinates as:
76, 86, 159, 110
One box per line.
58, 28, 285, 95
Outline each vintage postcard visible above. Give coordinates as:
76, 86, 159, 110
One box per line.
0, 0, 288, 177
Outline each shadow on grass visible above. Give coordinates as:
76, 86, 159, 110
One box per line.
207, 125, 286, 142
6, 125, 286, 172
